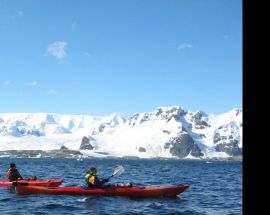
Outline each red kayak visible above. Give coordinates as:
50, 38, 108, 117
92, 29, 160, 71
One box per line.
15, 184, 189, 198
0, 179, 63, 187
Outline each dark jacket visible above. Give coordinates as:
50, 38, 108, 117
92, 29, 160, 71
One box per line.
84, 173, 109, 188
6, 168, 23, 181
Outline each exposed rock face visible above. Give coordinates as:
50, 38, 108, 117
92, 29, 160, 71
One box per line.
154, 106, 187, 122
162, 130, 171, 134
60, 145, 68, 150
191, 111, 210, 129
128, 113, 140, 126
90, 115, 125, 135
138, 147, 146, 152
213, 124, 242, 156
91, 123, 110, 135
0, 107, 242, 159
215, 140, 242, 156
79, 136, 94, 150
164, 132, 203, 158
128, 106, 187, 126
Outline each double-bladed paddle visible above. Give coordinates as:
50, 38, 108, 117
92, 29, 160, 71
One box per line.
108, 165, 125, 179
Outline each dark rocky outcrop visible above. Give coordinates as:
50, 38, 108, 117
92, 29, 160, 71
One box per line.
215, 140, 242, 156
60, 145, 68, 150
199, 134, 206, 138
213, 127, 242, 156
128, 106, 187, 126
94, 151, 109, 155
129, 113, 140, 126
164, 132, 203, 158
79, 136, 94, 150
155, 107, 187, 122
191, 111, 210, 129
138, 147, 146, 152
162, 130, 171, 134
91, 122, 112, 135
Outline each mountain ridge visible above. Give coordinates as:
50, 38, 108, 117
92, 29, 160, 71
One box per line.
0, 106, 242, 159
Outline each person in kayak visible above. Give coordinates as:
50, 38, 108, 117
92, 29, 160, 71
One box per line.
84, 167, 109, 188
6, 163, 23, 181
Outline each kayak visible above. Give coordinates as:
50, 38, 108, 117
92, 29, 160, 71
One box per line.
15, 184, 189, 198
0, 179, 63, 187
15, 184, 189, 197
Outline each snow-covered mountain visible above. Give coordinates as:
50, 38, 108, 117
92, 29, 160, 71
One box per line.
0, 106, 242, 159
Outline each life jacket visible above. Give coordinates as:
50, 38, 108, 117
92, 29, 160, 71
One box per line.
6, 168, 23, 181
89, 175, 95, 185
85, 173, 97, 187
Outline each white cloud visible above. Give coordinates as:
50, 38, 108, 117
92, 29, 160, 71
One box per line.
47, 41, 67, 60
17, 11, 24, 17
177, 43, 193, 50
3, 81, 11, 86
27, 81, 38, 86
46, 89, 56, 95
70, 21, 77, 30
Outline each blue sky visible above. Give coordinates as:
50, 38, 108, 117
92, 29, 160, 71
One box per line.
0, 0, 242, 117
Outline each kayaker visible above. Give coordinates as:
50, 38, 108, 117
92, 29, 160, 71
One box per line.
84, 167, 109, 188
6, 163, 23, 181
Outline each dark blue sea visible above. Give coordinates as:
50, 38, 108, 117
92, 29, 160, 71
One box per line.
0, 158, 242, 215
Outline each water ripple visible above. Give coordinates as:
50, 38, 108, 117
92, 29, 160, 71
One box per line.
0, 158, 242, 214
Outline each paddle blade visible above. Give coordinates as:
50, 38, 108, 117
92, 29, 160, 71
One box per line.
112, 165, 125, 177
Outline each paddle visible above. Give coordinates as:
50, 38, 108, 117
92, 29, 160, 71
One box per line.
108, 165, 125, 179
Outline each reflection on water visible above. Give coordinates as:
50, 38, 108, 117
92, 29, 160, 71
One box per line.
83, 197, 99, 213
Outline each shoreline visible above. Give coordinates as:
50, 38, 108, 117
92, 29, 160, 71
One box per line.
0, 149, 242, 161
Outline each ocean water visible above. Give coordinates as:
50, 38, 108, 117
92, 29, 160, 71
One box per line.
0, 158, 242, 215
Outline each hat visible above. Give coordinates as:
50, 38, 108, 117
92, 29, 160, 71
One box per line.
88, 167, 97, 174
10, 163, 16, 168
